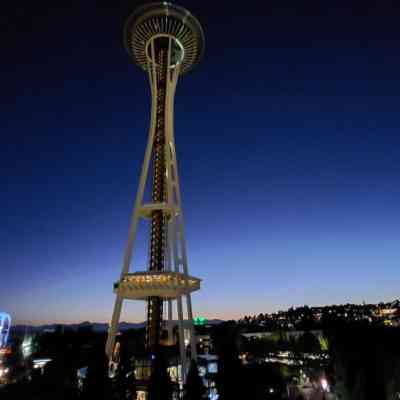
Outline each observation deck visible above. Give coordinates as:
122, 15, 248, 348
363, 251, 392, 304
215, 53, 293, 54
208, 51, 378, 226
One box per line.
114, 271, 201, 300
124, 2, 205, 74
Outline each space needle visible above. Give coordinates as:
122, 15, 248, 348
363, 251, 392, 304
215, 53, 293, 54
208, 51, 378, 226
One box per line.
105, 1, 205, 387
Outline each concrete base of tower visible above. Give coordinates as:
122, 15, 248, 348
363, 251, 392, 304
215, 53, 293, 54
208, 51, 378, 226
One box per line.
114, 271, 201, 300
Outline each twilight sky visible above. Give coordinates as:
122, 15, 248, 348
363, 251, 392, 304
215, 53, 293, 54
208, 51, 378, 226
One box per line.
2, 1, 400, 324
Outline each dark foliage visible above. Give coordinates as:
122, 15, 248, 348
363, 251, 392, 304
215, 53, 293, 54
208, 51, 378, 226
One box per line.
81, 346, 111, 400
183, 360, 206, 400
295, 331, 321, 354
148, 354, 173, 400
329, 324, 400, 400
243, 363, 286, 400
212, 322, 246, 400
112, 353, 137, 400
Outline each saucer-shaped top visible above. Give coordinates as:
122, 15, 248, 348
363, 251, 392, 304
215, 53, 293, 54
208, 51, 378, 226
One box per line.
124, 2, 205, 74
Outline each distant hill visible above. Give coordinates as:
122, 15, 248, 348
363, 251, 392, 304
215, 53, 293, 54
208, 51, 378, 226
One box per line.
13, 321, 143, 334
12, 319, 223, 334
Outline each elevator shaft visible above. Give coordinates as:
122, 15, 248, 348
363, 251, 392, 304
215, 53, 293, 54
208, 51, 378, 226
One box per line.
146, 41, 169, 354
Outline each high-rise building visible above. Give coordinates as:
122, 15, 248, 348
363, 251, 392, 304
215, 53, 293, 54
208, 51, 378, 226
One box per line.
106, 1, 204, 385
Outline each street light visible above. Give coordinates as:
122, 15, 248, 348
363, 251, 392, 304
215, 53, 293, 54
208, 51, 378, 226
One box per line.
321, 378, 329, 399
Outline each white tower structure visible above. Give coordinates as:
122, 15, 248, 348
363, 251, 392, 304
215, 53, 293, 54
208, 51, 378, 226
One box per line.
105, 2, 204, 382
0, 312, 11, 349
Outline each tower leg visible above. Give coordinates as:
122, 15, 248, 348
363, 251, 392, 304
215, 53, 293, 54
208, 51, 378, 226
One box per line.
185, 294, 197, 360
176, 295, 187, 382
106, 295, 123, 358
167, 136, 199, 365
105, 51, 158, 360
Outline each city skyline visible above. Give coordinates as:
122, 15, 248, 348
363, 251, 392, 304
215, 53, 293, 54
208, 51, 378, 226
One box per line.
3, 1, 400, 325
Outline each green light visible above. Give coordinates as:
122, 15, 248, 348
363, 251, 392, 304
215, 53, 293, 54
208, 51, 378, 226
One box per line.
193, 316, 207, 326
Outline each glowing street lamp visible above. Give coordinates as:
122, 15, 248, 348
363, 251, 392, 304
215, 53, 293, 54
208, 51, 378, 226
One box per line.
321, 377, 329, 400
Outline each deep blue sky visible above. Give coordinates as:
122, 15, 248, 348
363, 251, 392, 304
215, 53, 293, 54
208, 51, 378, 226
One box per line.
2, 1, 400, 324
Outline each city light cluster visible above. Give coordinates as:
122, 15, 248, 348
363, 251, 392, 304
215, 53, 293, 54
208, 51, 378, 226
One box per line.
239, 299, 400, 330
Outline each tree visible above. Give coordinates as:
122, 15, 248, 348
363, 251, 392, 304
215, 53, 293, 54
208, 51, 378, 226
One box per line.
112, 355, 136, 400
329, 324, 400, 400
213, 323, 246, 400
296, 332, 321, 354
148, 354, 173, 400
244, 363, 286, 400
297, 306, 316, 331
81, 347, 111, 400
183, 360, 206, 400
37, 353, 79, 400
